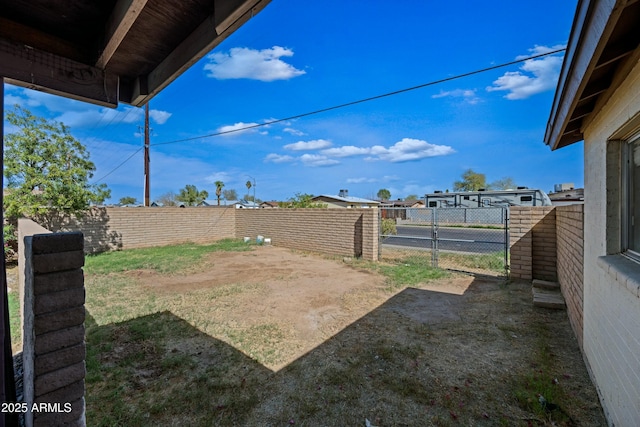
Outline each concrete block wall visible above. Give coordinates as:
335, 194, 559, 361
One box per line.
236, 208, 379, 260
509, 207, 534, 280
19, 219, 86, 427
531, 207, 557, 282
509, 206, 557, 281
555, 204, 584, 350
45, 207, 237, 253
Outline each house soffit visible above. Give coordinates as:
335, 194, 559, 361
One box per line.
545, 0, 640, 150
0, 0, 271, 108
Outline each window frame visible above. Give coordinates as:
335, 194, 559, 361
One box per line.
623, 132, 640, 262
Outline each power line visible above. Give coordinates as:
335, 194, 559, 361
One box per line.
92, 147, 143, 184
92, 48, 566, 183
151, 48, 566, 147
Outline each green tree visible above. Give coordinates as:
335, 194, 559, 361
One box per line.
119, 196, 137, 205
453, 169, 487, 191
490, 177, 517, 190
377, 188, 391, 200
222, 189, 238, 201
214, 181, 224, 206
3, 106, 110, 224
279, 193, 327, 208
176, 185, 208, 206
405, 194, 418, 201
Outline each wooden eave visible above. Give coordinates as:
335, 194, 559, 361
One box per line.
544, 0, 640, 150
0, 0, 270, 108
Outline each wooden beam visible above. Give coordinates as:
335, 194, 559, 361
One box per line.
595, 40, 637, 69
124, 0, 270, 106
96, 0, 149, 69
215, 0, 260, 35
0, 40, 118, 108
568, 103, 595, 122
0, 17, 86, 63
544, 0, 626, 150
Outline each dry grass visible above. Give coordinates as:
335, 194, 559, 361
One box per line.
80, 244, 605, 426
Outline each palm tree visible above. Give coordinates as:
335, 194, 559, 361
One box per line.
215, 181, 224, 206
245, 180, 252, 199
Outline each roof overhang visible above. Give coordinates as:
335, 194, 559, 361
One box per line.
0, 0, 270, 108
544, 0, 640, 150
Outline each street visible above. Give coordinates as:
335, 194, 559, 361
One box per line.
382, 225, 506, 254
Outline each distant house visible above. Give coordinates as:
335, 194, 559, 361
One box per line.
260, 201, 280, 208
379, 199, 425, 220
379, 199, 425, 208
544, 1, 640, 425
312, 191, 379, 208
548, 187, 584, 206
199, 199, 259, 208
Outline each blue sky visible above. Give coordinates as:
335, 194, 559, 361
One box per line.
3, 0, 582, 203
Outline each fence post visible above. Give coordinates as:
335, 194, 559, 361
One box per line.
431, 208, 438, 268
504, 207, 510, 277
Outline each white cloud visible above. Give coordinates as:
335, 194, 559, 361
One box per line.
369, 138, 455, 162
204, 46, 306, 82
487, 45, 565, 100
283, 127, 305, 136
149, 110, 172, 125
432, 89, 480, 104
3, 94, 27, 107
217, 122, 261, 136
264, 153, 295, 163
346, 177, 378, 184
204, 172, 233, 184
347, 175, 400, 184
321, 145, 371, 157
284, 139, 332, 151
300, 154, 339, 167
56, 107, 141, 128
320, 138, 454, 163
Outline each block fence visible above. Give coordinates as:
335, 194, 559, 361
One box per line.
236, 208, 379, 260
509, 206, 557, 281
509, 205, 585, 350
40, 206, 379, 260
555, 204, 584, 350
18, 219, 86, 427
43, 207, 237, 253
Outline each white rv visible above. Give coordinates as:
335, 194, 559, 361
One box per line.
424, 188, 552, 208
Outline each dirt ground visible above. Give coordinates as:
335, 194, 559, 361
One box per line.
129, 246, 477, 370
79, 245, 607, 425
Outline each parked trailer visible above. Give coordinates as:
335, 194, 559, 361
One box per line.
424, 188, 552, 208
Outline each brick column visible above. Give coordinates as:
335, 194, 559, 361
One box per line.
23, 231, 86, 427
509, 206, 557, 281
510, 207, 534, 280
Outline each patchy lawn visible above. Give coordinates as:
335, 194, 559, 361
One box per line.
77, 242, 605, 426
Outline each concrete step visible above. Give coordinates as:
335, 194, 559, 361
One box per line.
532, 286, 566, 310
532, 279, 560, 290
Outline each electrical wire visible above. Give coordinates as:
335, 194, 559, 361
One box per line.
92, 147, 143, 184
93, 48, 566, 183
151, 48, 566, 147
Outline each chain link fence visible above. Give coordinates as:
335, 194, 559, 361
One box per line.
380, 207, 509, 277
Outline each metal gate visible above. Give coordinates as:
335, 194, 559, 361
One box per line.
379, 207, 509, 277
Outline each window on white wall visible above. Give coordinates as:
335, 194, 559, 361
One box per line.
624, 134, 640, 259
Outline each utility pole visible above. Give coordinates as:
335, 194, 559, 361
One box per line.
144, 103, 150, 206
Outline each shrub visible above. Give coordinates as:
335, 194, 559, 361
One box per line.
381, 218, 397, 236
3, 224, 17, 261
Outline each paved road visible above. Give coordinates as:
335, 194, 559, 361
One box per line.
382, 225, 506, 254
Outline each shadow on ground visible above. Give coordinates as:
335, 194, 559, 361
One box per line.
85, 277, 606, 426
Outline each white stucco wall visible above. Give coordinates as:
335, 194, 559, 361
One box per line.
582, 57, 640, 426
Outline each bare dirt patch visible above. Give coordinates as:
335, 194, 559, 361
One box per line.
83, 245, 606, 426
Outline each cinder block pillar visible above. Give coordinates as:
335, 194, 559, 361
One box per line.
23, 232, 86, 427
510, 207, 533, 280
